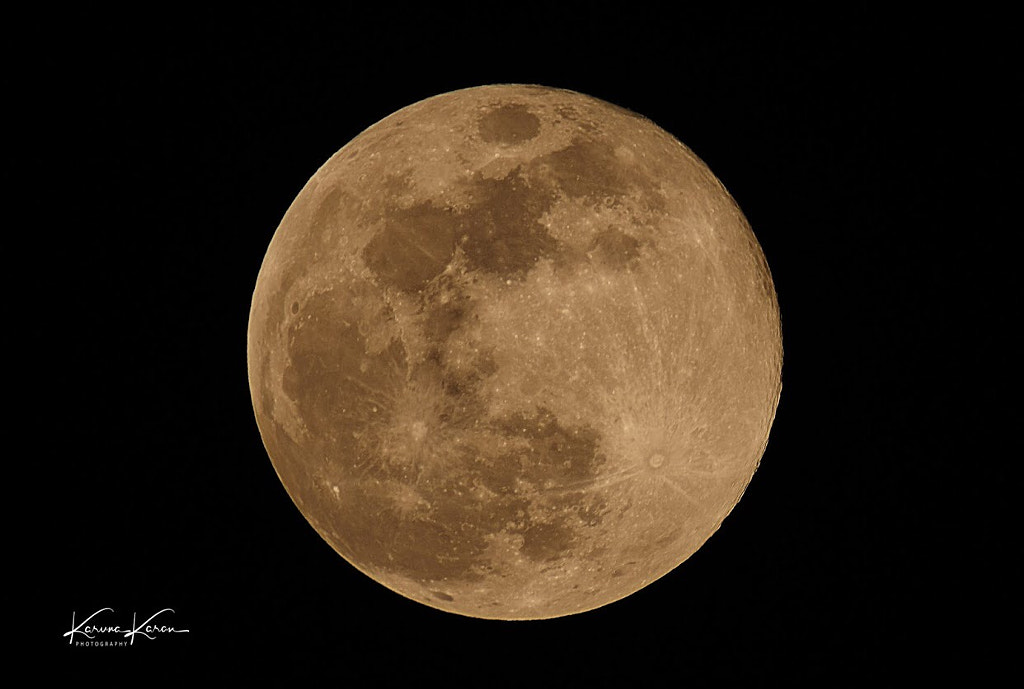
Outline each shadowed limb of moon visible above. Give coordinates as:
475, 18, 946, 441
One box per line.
247, 84, 782, 620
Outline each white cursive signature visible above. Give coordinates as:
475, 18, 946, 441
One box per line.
64, 608, 189, 645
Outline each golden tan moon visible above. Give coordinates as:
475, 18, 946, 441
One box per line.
247, 84, 782, 619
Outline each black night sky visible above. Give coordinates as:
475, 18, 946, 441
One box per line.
18, 6, 1009, 683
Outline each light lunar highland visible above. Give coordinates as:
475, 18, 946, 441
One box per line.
247, 85, 782, 619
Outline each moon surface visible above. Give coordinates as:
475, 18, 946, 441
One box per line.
247, 84, 782, 619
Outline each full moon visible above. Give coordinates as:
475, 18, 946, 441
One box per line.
247, 85, 782, 619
